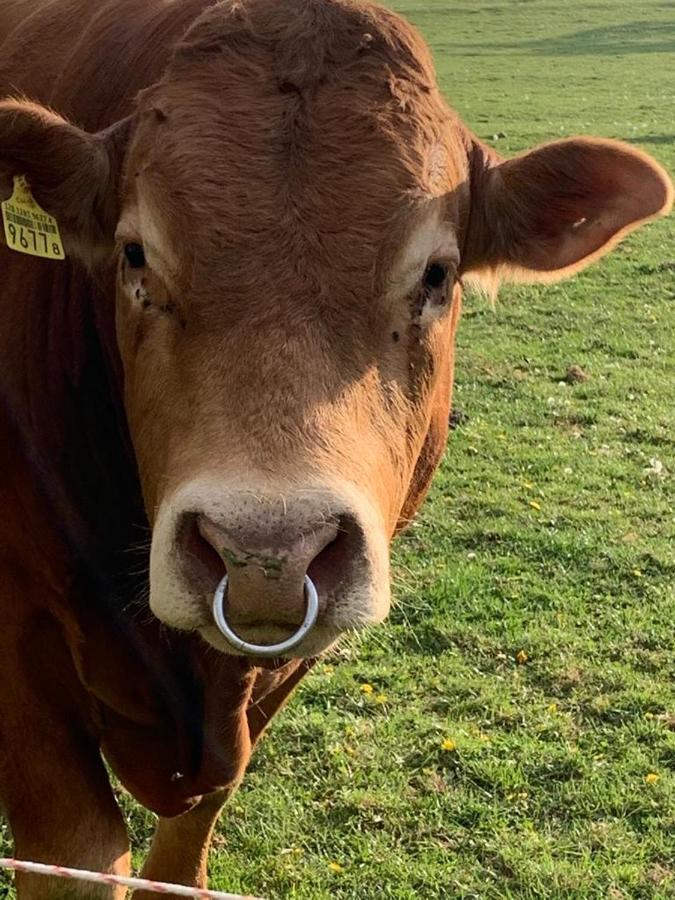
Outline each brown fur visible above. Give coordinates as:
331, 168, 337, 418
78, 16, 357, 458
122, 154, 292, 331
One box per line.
0, 1, 671, 896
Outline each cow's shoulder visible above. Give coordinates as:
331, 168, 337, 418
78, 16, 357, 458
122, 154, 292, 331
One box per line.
0, 1, 36, 53
0, 0, 213, 127
0, 0, 105, 105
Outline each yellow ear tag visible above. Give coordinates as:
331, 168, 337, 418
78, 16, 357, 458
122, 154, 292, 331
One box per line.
2, 175, 65, 260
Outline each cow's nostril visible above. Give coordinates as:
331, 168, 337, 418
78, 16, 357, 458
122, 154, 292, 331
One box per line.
182, 515, 227, 589
307, 513, 364, 603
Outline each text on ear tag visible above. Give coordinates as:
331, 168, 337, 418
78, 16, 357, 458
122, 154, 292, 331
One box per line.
2, 175, 66, 260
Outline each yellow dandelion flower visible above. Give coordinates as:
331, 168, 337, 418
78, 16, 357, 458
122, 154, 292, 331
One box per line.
328, 861, 344, 873
528, 500, 542, 511
516, 649, 529, 665
548, 703, 558, 713
441, 737, 457, 752
645, 772, 660, 785
360, 683, 374, 694
375, 693, 388, 704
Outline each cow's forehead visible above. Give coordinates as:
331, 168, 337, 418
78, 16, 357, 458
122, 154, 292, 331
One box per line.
122, 124, 463, 301
169, 0, 437, 93
124, 90, 464, 289
120, 0, 467, 289
119, 168, 460, 303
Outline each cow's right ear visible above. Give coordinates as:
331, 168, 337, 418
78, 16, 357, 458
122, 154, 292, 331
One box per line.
0, 99, 131, 264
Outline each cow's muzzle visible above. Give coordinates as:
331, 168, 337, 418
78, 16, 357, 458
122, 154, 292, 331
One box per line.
148, 479, 392, 657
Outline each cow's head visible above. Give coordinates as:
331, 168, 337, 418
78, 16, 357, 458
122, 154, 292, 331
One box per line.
1, 0, 671, 657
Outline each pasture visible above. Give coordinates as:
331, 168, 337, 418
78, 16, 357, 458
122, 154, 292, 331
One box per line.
1, 0, 673, 897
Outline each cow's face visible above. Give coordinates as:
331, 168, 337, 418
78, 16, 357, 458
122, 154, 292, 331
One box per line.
0, 0, 671, 658
113, 4, 467, 656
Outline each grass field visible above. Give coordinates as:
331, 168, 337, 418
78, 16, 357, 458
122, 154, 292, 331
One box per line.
2, 0, 673, 898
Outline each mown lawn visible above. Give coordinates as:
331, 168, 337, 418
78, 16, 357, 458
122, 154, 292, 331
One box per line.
3, 1, 673, 898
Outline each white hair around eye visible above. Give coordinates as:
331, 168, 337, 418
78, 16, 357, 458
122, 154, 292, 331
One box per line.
115, 179, 180, 292
388, 202, 460, 324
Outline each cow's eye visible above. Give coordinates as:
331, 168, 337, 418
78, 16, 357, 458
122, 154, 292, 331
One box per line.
124, 242, 146, 269
414, 260, 457, 321
423, 262, 449, 289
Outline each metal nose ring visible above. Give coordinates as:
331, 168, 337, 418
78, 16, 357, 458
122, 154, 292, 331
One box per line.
212, 574, 319, 658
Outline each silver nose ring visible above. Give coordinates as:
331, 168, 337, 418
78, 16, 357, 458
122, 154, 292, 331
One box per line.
212, 574, 319, 658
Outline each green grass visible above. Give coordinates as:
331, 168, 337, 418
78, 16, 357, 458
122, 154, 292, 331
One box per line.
2, 1, 674, 897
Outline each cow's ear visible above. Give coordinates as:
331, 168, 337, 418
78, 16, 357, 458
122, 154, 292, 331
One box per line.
462, 137, 673, 285
0, 99, 131, 264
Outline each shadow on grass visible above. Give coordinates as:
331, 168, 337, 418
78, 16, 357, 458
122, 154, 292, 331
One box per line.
624, 134, 675, 146
441, 21, 675, 56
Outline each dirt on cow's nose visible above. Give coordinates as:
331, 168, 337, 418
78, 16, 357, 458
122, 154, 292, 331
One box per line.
192, 514, 338, 626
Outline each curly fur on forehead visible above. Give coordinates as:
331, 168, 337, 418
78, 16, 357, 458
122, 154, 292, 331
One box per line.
129, 0, 464, 300
172, 0, 436, 92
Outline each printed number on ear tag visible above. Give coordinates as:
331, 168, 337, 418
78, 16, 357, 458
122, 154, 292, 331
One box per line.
2, 175, 65, 260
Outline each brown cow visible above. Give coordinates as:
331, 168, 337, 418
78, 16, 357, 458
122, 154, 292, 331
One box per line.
0, 0, 671, 896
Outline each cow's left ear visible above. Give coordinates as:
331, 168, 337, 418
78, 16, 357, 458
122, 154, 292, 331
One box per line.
462, 137, 673, 283
0, 99, 131, 263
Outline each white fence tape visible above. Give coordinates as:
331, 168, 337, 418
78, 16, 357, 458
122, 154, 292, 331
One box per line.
0, 857, 263, 899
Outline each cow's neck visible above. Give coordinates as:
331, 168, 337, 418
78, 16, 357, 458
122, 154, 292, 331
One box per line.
2, 254, 208, 757
2, 256, 146, 599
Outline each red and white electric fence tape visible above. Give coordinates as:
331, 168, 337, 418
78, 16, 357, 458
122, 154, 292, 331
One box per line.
0, 858, 263, 899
